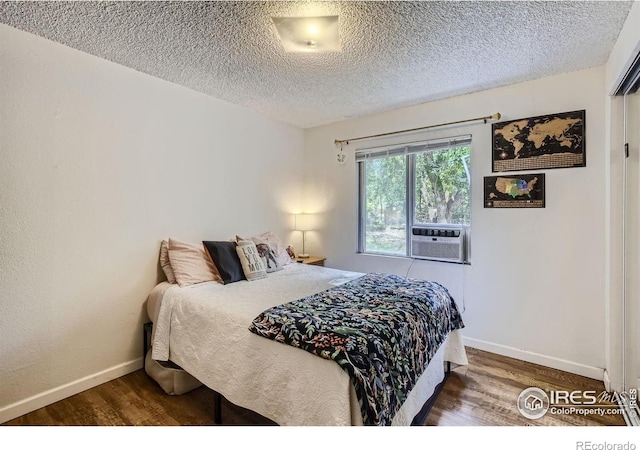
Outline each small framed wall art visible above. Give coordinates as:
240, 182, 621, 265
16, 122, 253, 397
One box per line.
484, 173, 545, 208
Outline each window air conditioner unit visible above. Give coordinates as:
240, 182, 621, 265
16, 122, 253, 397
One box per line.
410, 225, 466, 263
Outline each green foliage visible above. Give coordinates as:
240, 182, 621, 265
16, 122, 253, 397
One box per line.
415, 146, 471, 225
364, 155, 407, 254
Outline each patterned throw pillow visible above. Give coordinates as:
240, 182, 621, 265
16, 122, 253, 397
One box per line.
237, 235, 282, 273
254, 242, 282, 273
255, 231, 292, 267
236, 240, 267, 281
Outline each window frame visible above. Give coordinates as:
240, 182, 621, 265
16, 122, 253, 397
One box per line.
356, 135, 472, 258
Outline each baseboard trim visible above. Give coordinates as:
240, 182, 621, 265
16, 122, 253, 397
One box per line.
0, 357, 143, 424
463, 337, 605, 381
0, 340, 606, 424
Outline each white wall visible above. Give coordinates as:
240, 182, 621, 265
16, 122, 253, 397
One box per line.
303, 66, 607, 380
0, 24, 304, 422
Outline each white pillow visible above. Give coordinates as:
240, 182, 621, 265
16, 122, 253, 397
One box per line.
236, 240, 268, 281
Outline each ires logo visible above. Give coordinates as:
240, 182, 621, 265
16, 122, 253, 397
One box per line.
517, 388, 628, 419
548, 390, 598, 405
517, 388, 549, 419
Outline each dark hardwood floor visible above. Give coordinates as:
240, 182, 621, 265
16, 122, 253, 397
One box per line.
3, 347, 625, 426
425, 348, 625, 426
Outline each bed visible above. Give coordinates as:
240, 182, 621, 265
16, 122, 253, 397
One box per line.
148, 262, 467, 426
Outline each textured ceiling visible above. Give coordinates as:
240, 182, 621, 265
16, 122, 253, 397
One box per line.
0, 1, 634, 128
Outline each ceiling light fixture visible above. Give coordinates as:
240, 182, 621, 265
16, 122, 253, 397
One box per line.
272, 15, 341, 53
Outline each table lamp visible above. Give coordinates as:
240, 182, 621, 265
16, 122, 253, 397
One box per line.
294, 214, 314, 258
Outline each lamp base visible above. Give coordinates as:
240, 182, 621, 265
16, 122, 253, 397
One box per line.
298, 254, 310, 259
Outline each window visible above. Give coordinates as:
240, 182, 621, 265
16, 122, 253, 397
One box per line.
357, 135, 471, 257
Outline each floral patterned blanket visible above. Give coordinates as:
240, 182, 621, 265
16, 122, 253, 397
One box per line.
248, 272, 464, 425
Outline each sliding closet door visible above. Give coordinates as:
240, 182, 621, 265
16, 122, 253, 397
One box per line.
625, 89, 640, 399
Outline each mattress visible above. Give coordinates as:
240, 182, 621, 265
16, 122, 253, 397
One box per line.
149, 263, 467, 425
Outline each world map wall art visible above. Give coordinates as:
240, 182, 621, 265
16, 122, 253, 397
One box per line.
484, 173, 545, 208
492, 110, 585, 172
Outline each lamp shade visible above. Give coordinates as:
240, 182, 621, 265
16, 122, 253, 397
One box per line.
294, 214, 314, 231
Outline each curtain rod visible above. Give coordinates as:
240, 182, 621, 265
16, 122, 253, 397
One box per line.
334, 112, 501, 146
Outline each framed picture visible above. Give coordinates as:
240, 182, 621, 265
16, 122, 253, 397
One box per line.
484, 173, 545, 208
492, 110, 585, 172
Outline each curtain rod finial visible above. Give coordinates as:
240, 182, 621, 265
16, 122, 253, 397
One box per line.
491, 112, 501, 120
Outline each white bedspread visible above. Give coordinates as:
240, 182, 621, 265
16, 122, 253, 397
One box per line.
151, 263, 467, 426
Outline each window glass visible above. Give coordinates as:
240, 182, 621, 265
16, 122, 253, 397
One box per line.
414, 146, 471, 225
362, 155, 406, 255
357, 137, 471, 259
